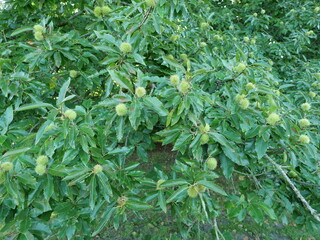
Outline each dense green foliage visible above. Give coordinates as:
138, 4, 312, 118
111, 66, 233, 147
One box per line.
0, 0, 319, 239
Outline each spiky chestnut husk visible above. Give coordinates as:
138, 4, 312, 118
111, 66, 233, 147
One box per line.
187, 185, 198, 198
36, 155, 49, 165
235, 94, 246, 102
244, 36, 250, 42
117, 196, 128, 207
251, 39, 256, 44
101, 6, 112, 15
299, 135, 310, 144
115, 103, 128, 116
246, 82, 255, 90
167, 54, 174, 60
135, 87, 146, 98
64, 109, 77, 121
199, 123, 210, 133
308, 92, 316, 98
180, 54, 188, 60
35, 164, 46, 175
145, 0, 157, 7
301, 103, 311, 111
299, 119, 310, 128
268, 60, 274, 66
170, 75, 180, 86
261, 9, 266, 14
289, 170, 298, 178
33, 24, 45, 33
200, 22, 209, 30
93, 164, 103, 174
195, 184, 207, 193
234, 63, 246, 73
266, 113, 280, 126
119, 42, 132, 54
170, 35, 180, 42
200, 42, 207, 47
94, 6, 102, 17
306, 30, 314, 36
239, 98, 250, 109
44, 123, 55, 132
1, 162, 13, 172
274, 90, 280, 96
69, 70, 78, 78
156, 179, 165, 190
179, 81, 190, 94
200, 134, 209, 145
214, 35, 223, 40
34, 31, 44, 41
206, 157, 217, 170
253, 13, 258, 17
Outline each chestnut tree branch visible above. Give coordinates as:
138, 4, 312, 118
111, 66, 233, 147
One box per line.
265, 155, 320, 222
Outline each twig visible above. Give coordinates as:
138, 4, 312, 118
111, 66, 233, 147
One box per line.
265, 155, 320, 222
57, 10, 85, 27
213, 218, 226, 240
293, 180, 320, 188
216, 70, 244, 85
125, 7, 153, 35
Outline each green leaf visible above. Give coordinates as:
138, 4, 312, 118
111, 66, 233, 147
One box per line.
160, 179, 188, 188
92, 206, 116, 236
0, 106, 13, 135
62, 149, 79, 165
166, 185, 188, 203
162, 56, 185, 71
143, 97, 169, 117
89, 176, 97, 210
255, 137, 269, 159
57, 79, 71, 105
2, 147, 30, 158
80, 135, 89, 153
197, 180, 227, 196
172, 133, 192, 153
108, 70, 133, 92
62, 168, 90, 181
54, 52, 62, 68
11, 26, 33, 37
220, 155, 234, 179
97, 172, 113, 199
126, 200, 153, 210
44, 175, 54, 200
35, 120, 52, 144
116, 117, 124, 141
133, 53, 146, 65
15, 103, 53, 111
16, 173, 37, 186
259, 203, 278, 220
158, 190, 167, 213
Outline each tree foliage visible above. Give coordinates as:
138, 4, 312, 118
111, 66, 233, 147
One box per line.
0, 0, 319, 239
